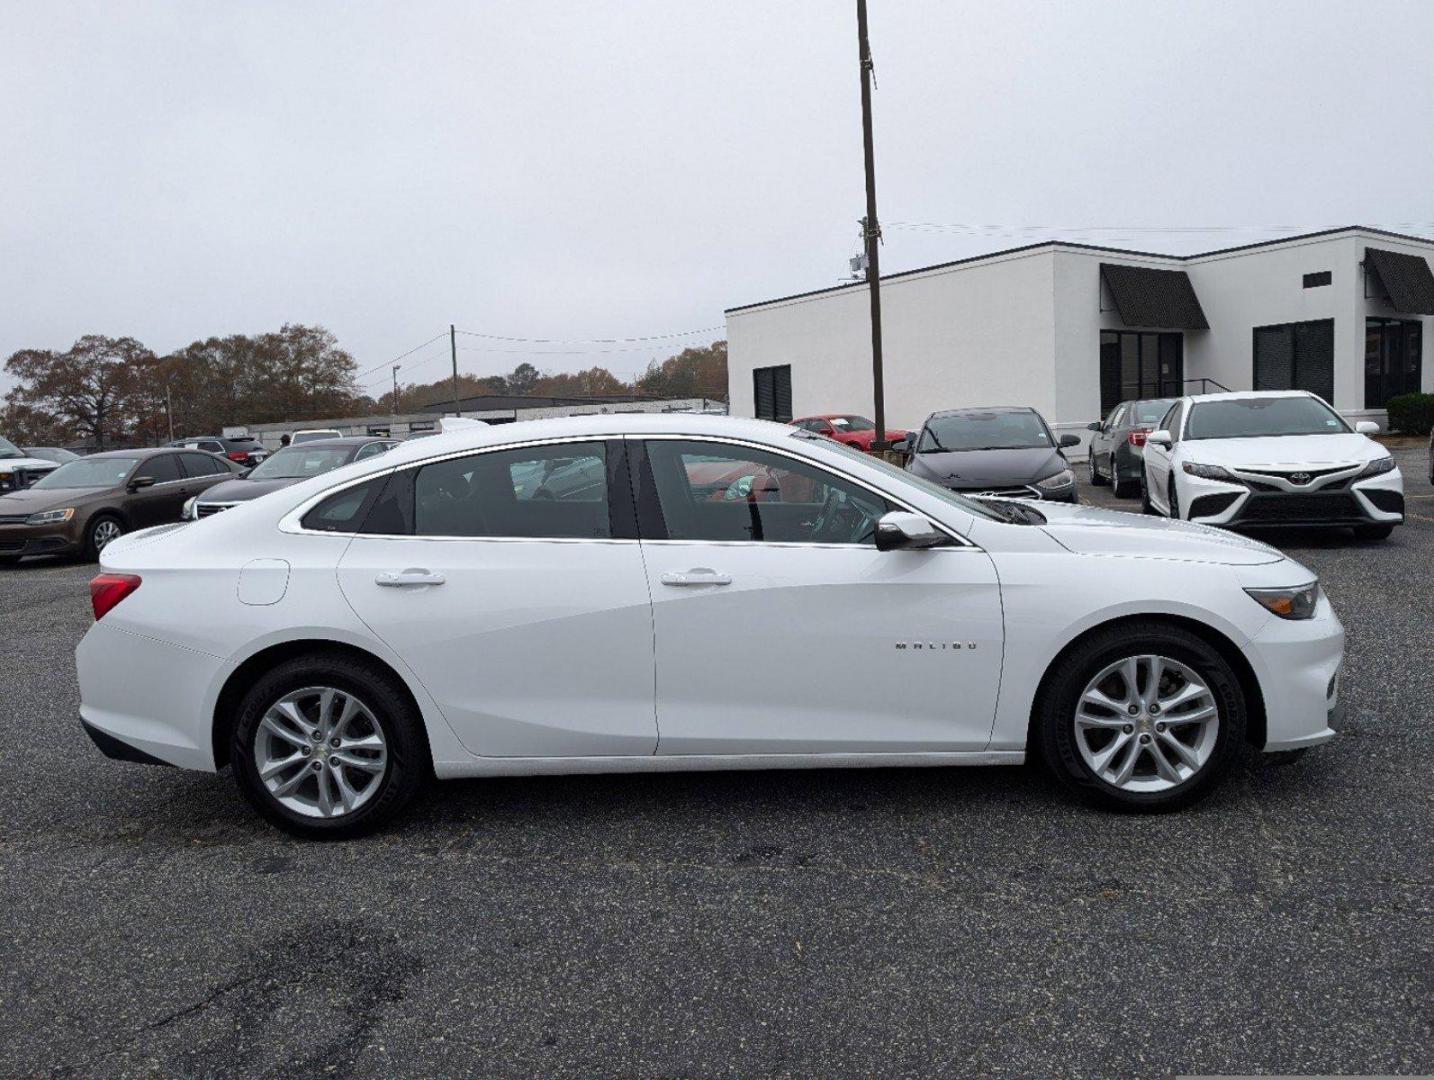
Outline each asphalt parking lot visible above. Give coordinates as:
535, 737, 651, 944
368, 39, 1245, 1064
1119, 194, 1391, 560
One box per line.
1, 448, 1431, 1079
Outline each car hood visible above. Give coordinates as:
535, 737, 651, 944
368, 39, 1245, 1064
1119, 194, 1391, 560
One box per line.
912, 446, 1064, 485
0, 456, 59, 472
1180, 432, 1383, 467
199, 477, 302, 503
0, 485, 113, 513
1033, 501, 1285, 565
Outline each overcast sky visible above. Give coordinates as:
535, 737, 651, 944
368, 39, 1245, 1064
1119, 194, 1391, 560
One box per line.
3, 0, 1432, 400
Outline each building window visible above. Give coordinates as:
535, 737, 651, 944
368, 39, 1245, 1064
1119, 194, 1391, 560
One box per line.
1098, 331, 1183, 412
1302, 271, 1332, 288
1365, 318, 1423, 408
1253, 319, 1335, 403
753, 365, 792, 422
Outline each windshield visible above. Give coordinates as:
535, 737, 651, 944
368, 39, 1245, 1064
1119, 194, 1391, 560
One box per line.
830, 415, 875, 432
249, 445, 353, 480
0, 436, 25, 460
794, 432, 1009, 522
1128, 398, 1176, 425
1185, 396, 1349, 440
918, 410, 1051, 453
31, 457, 138, 489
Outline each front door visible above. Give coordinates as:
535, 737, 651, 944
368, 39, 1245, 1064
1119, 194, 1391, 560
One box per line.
335, 439, 658, 758
632, 438, 1004, 755
126, 453, 189, 528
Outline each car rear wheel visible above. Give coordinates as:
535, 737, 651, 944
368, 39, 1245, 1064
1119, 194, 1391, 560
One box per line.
1111, 470, 1137, 498
231, 653, 430, 839
1140, 474, 1155, 514
1167, 477, 1181, 520
85, 514, 124, 560
1035, 623, 1246, 811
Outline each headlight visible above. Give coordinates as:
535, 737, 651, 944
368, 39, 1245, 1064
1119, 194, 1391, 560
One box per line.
24, 507, 75, 526
1355, 455, 1396, 480
1245, 582, 1320, 620
1182, 462, 1236, 481
1035, 468, 1074, 490
182, 496, 198, 521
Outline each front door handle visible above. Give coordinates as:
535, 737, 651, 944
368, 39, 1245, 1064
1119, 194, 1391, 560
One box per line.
660, 568, 732, 587
376, 568, 446, 588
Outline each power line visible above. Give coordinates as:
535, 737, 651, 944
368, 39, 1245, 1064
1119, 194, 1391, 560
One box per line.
352, 333, 450, 382
886, 221, 1434, 236
454, 325, 721, 345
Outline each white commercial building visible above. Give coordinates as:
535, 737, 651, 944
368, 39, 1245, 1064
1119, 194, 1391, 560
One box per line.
725, 226, 1434, 450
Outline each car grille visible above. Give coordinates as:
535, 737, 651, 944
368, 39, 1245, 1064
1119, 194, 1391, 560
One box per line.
0, 513, 30, 525
1237, 467, 1354, 493
1238, 493, 1365, 523
196, 503, 235, 517
0, 538, 24, 552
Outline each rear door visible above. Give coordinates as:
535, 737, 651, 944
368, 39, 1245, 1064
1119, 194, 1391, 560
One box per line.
632, 437, 1005, 755
178, 451, 234, 495
334, 438, 658, 758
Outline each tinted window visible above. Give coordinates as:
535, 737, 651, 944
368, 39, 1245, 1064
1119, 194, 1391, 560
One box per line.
413, 442, 610, 539
354, 441, 391, 461
179, 452, 228, 477
137, 454, 182, 483
917, 410, 1051, 453
1185, 396, 1349, 440
644, 440, 890, 545
301, 478, 385, 532
1129, 398, 1176, 426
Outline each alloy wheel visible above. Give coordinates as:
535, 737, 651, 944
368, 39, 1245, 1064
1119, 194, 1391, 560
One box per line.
1073, 654, 1220, 793
253, 686, 389, 818
92, 519, 122, 552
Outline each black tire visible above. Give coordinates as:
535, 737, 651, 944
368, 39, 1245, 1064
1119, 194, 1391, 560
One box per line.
1167, 477, 1180, 520
1087, 453, 1107, 486
84, 513, 125, 561
231, 652, 430, 839
1035, 622, 1247, 812
0, 555, 19, 567
1111, 471, 1136, 499
1140, 474, 1156, 514
1352, 523, 1394, 541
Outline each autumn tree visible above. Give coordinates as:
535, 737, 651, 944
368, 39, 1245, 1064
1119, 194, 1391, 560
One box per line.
636, 341, 727, 401
3, 335, 156, 450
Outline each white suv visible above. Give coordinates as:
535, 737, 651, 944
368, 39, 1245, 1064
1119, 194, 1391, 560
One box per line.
0, 435, 60, 493
1141, 391, 1403, 540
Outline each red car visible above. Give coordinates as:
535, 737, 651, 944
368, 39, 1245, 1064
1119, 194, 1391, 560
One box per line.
790, 414, 910, 451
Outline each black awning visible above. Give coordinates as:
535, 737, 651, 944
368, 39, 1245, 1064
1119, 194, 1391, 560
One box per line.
1099, 264, 1209, 330
1365, 247, 1434, 315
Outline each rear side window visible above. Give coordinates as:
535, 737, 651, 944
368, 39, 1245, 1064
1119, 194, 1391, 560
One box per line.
179, 452, 227, 477
412, 442, 611, 539
302, 477, 387, 533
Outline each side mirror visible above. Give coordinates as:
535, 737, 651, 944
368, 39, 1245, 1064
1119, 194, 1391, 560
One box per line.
127, 476, 156, 492
1355, 420, 1380, 434
1086, 421, 1102, 431
1059, 434, 1081, 448
875, 510, 948, 551
1147, 429, 1173, 448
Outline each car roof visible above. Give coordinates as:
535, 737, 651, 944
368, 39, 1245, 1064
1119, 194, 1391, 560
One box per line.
1184, 390, 1316, 404
926, 405, 1038, 419
84, 447, 179, 460
274, 436, 389, 448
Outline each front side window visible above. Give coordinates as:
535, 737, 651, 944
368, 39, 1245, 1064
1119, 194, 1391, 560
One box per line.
642, 440, 891, 545
831, 415, 875, 432
413, 442, 611, 539
135, 454, 182, 484
1185, 396, 1349, 440
916, 410, 1052, 453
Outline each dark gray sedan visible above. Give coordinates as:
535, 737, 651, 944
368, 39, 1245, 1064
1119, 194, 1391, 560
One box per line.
185, 437, 397, 519
1085, 397, 1176, 498
899, 406, 1081, 502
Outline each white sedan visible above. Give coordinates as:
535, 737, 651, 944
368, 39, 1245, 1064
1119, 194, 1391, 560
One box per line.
77, 414, 1343, 838
1140, 390, 1404, 539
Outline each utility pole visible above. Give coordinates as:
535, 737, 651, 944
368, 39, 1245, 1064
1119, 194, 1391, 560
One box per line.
450, 324, 461, 416
391, 365, 401, 416
856, 0, 887, 453
164, 386, 174, 442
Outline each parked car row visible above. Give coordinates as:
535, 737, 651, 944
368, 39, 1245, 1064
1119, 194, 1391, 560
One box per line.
793, 389, 1407, 542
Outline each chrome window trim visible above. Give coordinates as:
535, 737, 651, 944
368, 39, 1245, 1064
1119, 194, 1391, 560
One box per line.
278, 431, 981, 548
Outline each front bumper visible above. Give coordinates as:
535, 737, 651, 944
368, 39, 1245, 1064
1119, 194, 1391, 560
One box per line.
0, 521, 83, 559
1181, 467, 1404, 529
1240, 584, 1345, 751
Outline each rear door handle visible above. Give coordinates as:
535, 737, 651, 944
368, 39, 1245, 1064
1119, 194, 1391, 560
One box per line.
660, 568, 732, 587
376, 568, 446, 587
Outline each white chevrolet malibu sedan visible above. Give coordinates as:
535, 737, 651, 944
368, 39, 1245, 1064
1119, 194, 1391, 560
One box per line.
77, 415, 1343, 838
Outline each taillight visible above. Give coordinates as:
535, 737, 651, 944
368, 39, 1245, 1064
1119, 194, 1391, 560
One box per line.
90, 574, 141, 621
1127, 429, 1150, 447
227, 451, 248, 462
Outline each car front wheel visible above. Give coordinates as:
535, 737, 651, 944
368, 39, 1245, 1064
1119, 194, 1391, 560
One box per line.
1036, 622, 1246, 811
231, 653, 430, 839
85, 514, 125, 560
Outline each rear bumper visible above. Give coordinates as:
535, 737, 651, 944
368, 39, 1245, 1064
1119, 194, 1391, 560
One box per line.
80, 719, 175, 766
